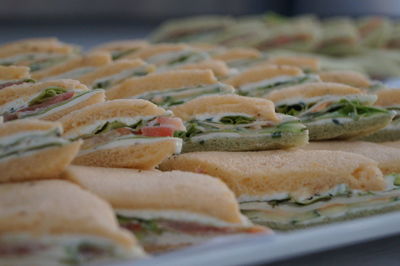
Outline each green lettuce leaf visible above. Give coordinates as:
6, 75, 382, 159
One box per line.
29, 87, 67, 106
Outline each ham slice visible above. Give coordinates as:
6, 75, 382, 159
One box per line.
3, 91, 75, 122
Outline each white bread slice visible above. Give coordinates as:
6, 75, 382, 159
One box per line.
91, 39, 149, 53
225, 65, 304, 88
78, 59, 154, 85
176, 59, 230, 78
266, 56, 320, 72
302, 141, 400, 174
160, 149, 385, 199
266, 82, 362, 103
319, 70, 372, 88
60, 99, 167, 133
375, 88, 400, 106
32, 52, 112, 80
63, 166, 246, 225
129, 43, 190, 60
0, 65, 30, 80
0, 119, 82, 182
0, 79, 88, 107
170, 94, 279, 122
212, 48, 261, 62
73, 138, 180, 169
106, 69, 217, 100
0, 179, 138, 250
0, 38, 77, 58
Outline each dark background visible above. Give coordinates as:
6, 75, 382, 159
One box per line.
1, 0, 400, 48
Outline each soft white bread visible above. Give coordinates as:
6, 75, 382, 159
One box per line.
0, 119, 82, 183
319, 70, 372, 88
0, 79, 88, 107
106, 69, 217, 100
63, 166, 245, 225
225, 65, 304, 88
170, 94, 279, 122
0, 118, 57, 137
0, 65, 30, 80
212, 48, 261, 62
0, 179, 137, 249
129, 43, 190, 60
0, 38, 77, 58
375, 88, 400, 106
60, 99, 167, 134
78, 59, 154, 85
266, 55, 320, 72
91, 39, 149, 53
176, 59, 230, 78
32, 52, 112, 80
159, 150, 385, 199
266, 82, 362, 103
39, 90, 106, 122
302, 141, 400, 174
73, 138, 180, 169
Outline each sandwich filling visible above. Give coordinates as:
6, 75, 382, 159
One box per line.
134, 83, 235, 107
43, 67, 96, 81
70, 114, 185, 155
240, 174, 400, 229
275, 94, 392, 124
174, 112, 307, 151
0, 126, 70, 162
2, 87, 103, 121
0, 78, 35, 90
91, 66, 151, 90
116, 210, 267, 252
0, 234, 141, 265
237, 74, 320, 97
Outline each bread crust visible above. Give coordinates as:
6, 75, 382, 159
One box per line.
63, 166, 244, 224
375, 88, 400, 106
0, 179, 136, 248
160, 149, 385, 199
39, 89, 106, 121
131, 44, 190, 60
170, 94, 279, 122
319, 70, 371, 88
176, 60, 230, 78
0, 38, 77, 58
225, 65, 303, 88
303, 141, 400, 174
0, 65, 30, 80
32, 52, 112, 80
0, 140, 82, 183
73, 139, 178, 169
60, 99, 166, 133
0, 79, 88, 107
0, 119, 61, 137
266, 82, 362, 103
91, 40, 149, 53
106, 70, 217, 100
212, 48, 261, 62
77, 59, 152, 85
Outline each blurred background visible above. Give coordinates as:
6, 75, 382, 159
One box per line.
1, 0, 399, 48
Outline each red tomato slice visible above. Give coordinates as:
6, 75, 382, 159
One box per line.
141, 126, 174, 137
156, 116, 186, 131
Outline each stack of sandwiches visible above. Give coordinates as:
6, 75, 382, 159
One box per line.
2, 33, 400, 264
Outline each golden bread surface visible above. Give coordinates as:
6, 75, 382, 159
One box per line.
266, 82, 362, 102
63, 166, 245, 224
159, 150, 385, 199
170, 94, 279, 122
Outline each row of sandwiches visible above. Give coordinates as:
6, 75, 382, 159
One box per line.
2, 37, 400, 264
151, 13, 400, 54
